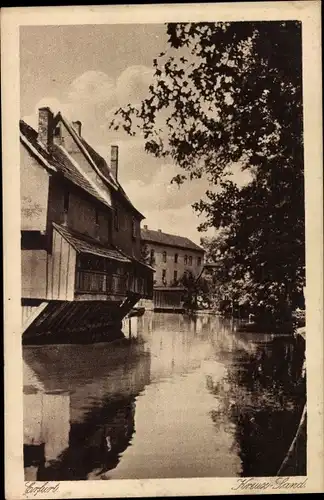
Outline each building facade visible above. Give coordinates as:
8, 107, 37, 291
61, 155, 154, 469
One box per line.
141, 226, 205, 287
141, 226, 205, 311
21, 106, 153, 343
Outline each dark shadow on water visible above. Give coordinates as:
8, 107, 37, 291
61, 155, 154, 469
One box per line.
23, 338, 151, 480
36, 397, 137, 480
207, 330, 306, 476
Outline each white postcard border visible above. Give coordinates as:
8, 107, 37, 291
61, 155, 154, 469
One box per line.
2, 2, 323, 498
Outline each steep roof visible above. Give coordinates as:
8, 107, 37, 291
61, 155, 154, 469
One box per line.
20, 116, 144, 219
141, 228, 204, 252
20, 119, 110, 208
62, 115, 144, 220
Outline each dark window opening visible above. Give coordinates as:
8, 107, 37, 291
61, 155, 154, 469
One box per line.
184, 255, 188, 265
174, 270, 178, 282
63, 188, 69, 214
114, 209, 119, 231
163, 251, 167, 263
21, 231, 47, 250
174, 253, 178, 263
198, 256, 202, 266
107, 214, 112, 240
132, 219, 137, 239
162, 269, 167, 284
54, 126, 61, 138
189, 256, 192, 265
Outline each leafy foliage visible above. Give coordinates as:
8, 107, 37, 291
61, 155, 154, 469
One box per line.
179, 270, 210, 311
111, 22, 305, 324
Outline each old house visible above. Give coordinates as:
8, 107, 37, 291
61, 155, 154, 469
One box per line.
21, 106, 153, 343
141, 226, 205, 311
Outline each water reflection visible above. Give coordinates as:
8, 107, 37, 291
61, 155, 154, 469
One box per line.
24, 340, 151, 480
23, 313, 306, 480
206, 329, 306, 476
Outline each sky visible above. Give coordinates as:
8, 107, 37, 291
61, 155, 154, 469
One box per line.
20, 24, 223, 244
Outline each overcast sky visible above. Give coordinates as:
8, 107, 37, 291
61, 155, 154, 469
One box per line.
20, 24, 226, 243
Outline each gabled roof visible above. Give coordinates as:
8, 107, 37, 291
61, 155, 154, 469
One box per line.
20, 120, 110, 208
141, 228, 204, 252
20, 114, 144, 219
57, 113, 118, 192
53, 223, 132, 262
60, 113, 144, 220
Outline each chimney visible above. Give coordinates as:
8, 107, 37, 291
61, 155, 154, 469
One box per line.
72, 120, 82, 136
158, 229, 162, 232
110, 145, 119, 180
38, 107, 54, 148
144, 225, 148, 230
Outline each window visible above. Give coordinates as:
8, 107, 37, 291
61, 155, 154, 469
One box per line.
63, 188, 69, 214
174, 270, 178, 282
163, 251, 167, 263
132, 219, 137, 239
107, 213, 112, 239
114, 208, 119, 231
54, 126, 61, 138
162, 269, 167, 284
174, 253, 178, 263
189, 256, 192, 266
197, 256, 202, 266
184, 255, 188, 265
150, 249, 155, 264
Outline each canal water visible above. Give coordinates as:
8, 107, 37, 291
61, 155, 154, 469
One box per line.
23, 313, 306, 480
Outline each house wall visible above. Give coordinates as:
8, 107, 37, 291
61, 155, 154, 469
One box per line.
20, 144, 49, 231
68, 191, 100, 239
46, 177, 65, 228
144, 242, 204, 286
47, 178, 112, 245
22, 249, 48, 299
112, 197, 141, 260
153, 289, 184, 310
47, 228, 76, 300
21, 233, 76, 301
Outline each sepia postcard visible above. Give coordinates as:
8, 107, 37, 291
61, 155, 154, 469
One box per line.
2, 2, 323, 498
